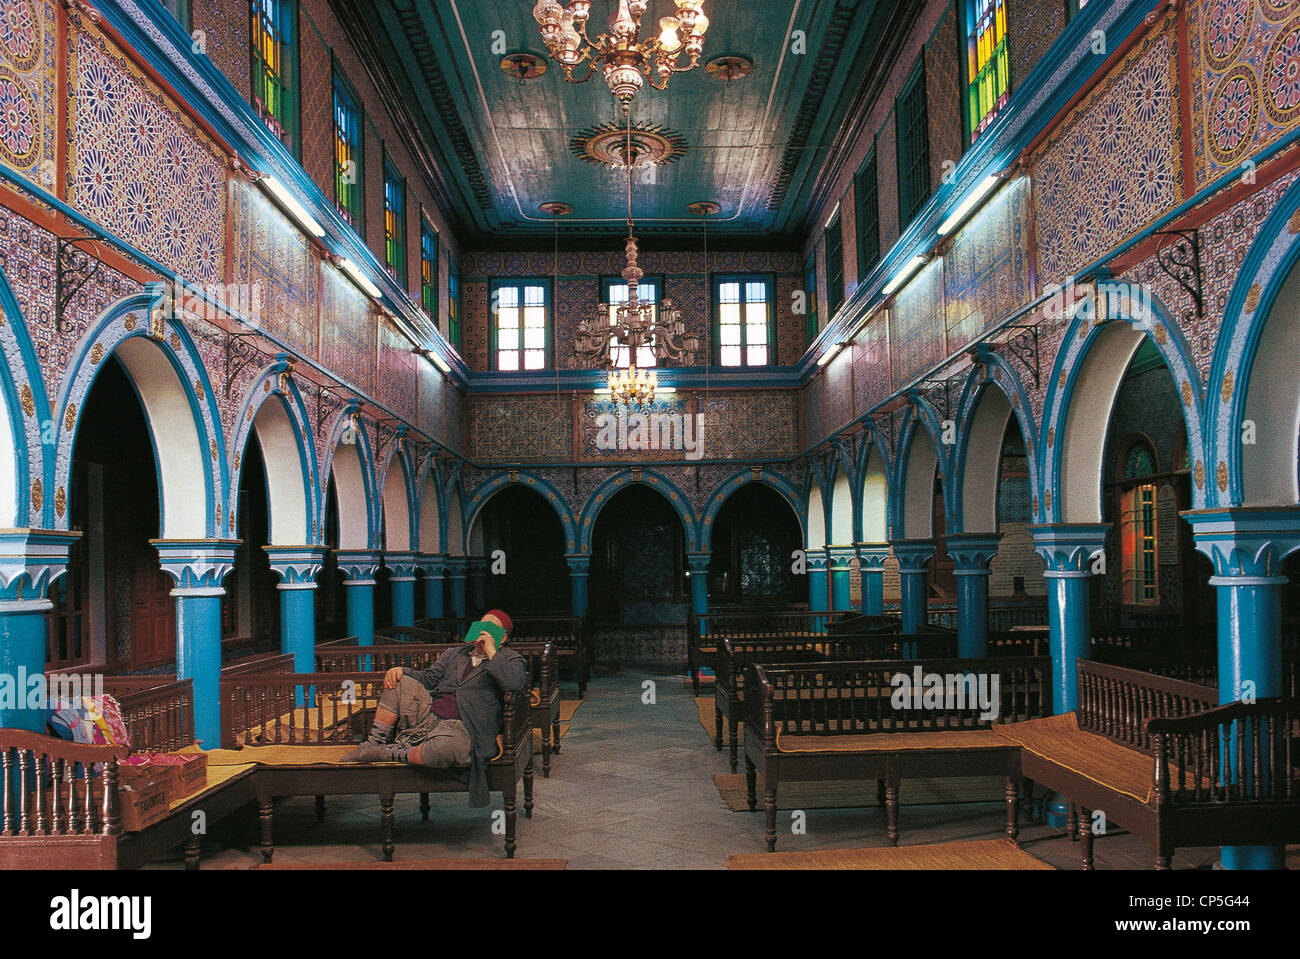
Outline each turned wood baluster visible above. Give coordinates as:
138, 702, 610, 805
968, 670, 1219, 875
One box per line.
33, 753, 49, 834
1284, 709, 1294, 799
1153, 732, 1168, 805
51, 758, 65, 834
102, 760, 120, 836
17, 748, 31, 835
1251, 715, 1262, 801
0, 748, 11, 835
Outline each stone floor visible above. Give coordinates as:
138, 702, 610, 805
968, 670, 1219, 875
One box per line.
181, 671, 1251, 870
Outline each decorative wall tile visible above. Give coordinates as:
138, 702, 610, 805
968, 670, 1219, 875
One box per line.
376, 317, 417, 421
851, 309, 891, 414
926, 4, 965, 191
319, 261, 375, 394
190, 0, 250, 102
944, 174, 1033, 349
889, 258, 946, 388
0, 0, 56, 184
1189, 0, 1300, 190
1033, 13, 1183, 285
1008, 0, 1067, 92
67, 15, 227, 286
696, 392, 800, 459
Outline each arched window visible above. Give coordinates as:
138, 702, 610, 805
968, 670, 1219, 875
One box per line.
1117, 437, 1158, 606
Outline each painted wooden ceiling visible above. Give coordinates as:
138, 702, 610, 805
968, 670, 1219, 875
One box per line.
364, 0, 887, 246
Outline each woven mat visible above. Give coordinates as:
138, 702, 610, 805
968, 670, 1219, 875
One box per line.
533, 699, 583, 753
251, 858, 567, 870
727, 839, 1052, 870
712, 773, 1007, 812
996, 713, 1159, 804
168, 764, 256, 810
696, 697, 740, 745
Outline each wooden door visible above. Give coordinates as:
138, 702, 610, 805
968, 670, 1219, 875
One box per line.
129, 560, 175, 668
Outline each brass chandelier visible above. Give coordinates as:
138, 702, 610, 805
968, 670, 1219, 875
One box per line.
532, 0, 710, 112
573, 122, 701, 407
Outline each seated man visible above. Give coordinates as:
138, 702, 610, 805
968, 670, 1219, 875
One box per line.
343, 609, 527, 806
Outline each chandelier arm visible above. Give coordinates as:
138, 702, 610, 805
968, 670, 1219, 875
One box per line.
666, 52, 703, 74
561, 55, 598, 84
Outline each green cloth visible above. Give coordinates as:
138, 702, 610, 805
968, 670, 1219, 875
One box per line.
464, 621, 507, 646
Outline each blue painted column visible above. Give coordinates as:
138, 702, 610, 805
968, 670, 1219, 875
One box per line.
827, 546, 856, 612
807, 548, 830, 615
946, 534, 1001, 658
0, 531, 79, 733
265, 546, 325, 673
892, 541, 935, 636
1186, 507, 1300, 871
1031, 524, 1107, 829
157, 540, 239, 749
385, 552, 419, 628
855, 544, 889, 616
686, 551, 711, 622
446, 557, 469, 618
566, 554, 591, 618
419, 554, 446, 620
336, 550, 380, 646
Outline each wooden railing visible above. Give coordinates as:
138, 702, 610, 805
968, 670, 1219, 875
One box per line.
104, 678, 196, 753
0, 731, 125, 837
1150, 698, 1298, 806
717, 633, 958, 693
314, 642, 557, 706
746, 657, 1052, 742
1076, 659, 1217, 752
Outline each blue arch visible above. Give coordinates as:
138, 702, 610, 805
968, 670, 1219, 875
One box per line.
320, 404, 379, 549
229, 362, 319, 543
1038, 281, 1206, 523
1206, 175, 1300, 507
464, 470, 579, 554
377, 437, 420, 552
698, 469, 805, 552
576, 468, 699, 553
949, 349, 1041, 533
890, 397, 950, 540
53, 287, 226, 538
0, 261, 46, 528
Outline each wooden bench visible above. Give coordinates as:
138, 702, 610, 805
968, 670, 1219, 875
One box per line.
0, 678, 257, 870
1001, 659, 1300, 869
219, 671, 535, 860
713, 632, 959, 773
315, 642, 563, 777
414, 616, 591, 699
743, 657, 1051, 851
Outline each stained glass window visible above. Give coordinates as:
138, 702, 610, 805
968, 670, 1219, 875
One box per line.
826, 213, 844, 320
251, 0, 297, 151
965, 0, 1009, 144
333, 71, 363, 228
383, 158, 406, 286
714, 276, 773, 368
803, 251, 818, 344
1119, 440, 1158, 605
421, 220, 438, 322
448, 262, 460, 348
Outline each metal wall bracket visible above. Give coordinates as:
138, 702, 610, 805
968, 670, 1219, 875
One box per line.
1151, 228, 1203, 321
998, 324, 1041, 389
56, 233, 106, 333
222, 329, 266, 399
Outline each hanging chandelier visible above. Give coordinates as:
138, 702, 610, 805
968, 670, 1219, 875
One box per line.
532, 0, 710, 112
573, 120, 701, 407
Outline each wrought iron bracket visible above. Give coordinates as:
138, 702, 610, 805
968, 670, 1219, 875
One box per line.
1151, 228, 1203, 321
56, 233, 107, 333
309, 382, 346, 440
222, 329, 267, 399
998, 324, 1041, 390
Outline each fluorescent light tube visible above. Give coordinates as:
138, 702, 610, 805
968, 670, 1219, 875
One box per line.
429, 352, 451, 374
259, 175, 326, 238
817, 344, 842, 368
339, 258, 382, 299
882, 255, 926, 296
825, 202, 840, 228
937, 174, 1000, 237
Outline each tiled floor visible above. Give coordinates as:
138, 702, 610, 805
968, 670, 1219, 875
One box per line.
187, 672, 1236, 870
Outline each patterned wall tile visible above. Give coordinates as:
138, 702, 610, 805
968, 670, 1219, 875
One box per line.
190, 0, 250, 102
319, 261, 375, 394
67, 15, 227, 286
0, 0, 57, 186
889, 258, 946, 388
376, 317, 417, 421
851, 309, 891, 414
1033, 12, 1183, 286
1008, 0, 1067, 92
468, 393, 573, 463
927, 3, 965, 190
697, 392, 800, 459
1189, 0, 1300, 191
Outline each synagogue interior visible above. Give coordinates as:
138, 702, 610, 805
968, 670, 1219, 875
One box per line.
0, 0, 1298, 891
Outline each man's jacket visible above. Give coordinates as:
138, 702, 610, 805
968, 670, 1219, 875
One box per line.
404, 644, 529, 806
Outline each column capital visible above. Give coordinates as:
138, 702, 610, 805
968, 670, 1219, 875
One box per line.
685, 551, 711, 574
154, 539, 239, 591
891, 539, 935, 572
804, 547, 829, 572
566, 552, 593, 576
384, 551, 421, 580
265, 545, 327, 587
1182, 507, 1300, 580
946, 533, 1001, 573
418, 553, 447, 576
0, 529, 81, 603
1030, 524, 1108, 576
854, 543, 890, 569
444, 556, 469, 576
826, 545, 857, 569
336, 549, 382, 583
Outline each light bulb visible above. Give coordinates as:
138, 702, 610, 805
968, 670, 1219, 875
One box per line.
534, 0, 562, 24
693, 11, 709, 35
659, 16, 682, 52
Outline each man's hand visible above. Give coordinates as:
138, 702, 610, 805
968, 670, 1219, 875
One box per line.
474, 630, 497, 660
384, 666, 404, 689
